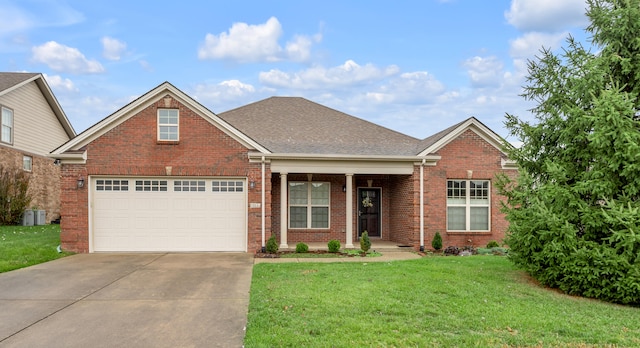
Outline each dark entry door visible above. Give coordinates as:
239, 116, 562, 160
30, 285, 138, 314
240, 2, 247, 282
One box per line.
358, 188, 381, 237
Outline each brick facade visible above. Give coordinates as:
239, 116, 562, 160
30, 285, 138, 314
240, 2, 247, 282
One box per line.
59, 96, 271, 253
423, 129, 511, 249
0, 145, 62, 223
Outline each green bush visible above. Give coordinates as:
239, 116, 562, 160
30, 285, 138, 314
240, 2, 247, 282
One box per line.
266, 235, 279, 254
431, 232, 443, 250
360, 231, 371, 253
0, 165, 32, 225
328, 240, 341, 253
295, 242, 308, 253
486, 240, 500, 248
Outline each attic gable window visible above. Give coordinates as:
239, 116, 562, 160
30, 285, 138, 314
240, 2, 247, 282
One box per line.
158, 109, 179, 141
1, 106, 13, 144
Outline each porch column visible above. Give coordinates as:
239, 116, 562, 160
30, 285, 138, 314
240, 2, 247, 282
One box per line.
419, 160, 425, 251
280, 173, 289, 249
345, 173, 354, 248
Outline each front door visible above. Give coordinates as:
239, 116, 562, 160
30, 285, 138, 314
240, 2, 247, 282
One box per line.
358, 188, 381, 238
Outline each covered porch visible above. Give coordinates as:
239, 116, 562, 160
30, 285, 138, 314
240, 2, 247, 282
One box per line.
261, 152, 439, 251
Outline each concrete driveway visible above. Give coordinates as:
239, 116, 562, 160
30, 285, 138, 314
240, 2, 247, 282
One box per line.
0, 253, 254, 348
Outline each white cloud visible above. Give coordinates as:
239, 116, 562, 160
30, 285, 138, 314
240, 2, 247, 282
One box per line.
509, 31, 568, 58
259, 60, 400, 89
462, 56, 504, 88
505, 0, 588, 32
191, 80, 257, 106
364, 71, 446, 104
101, 36, 126, 61
43, 74, 77, 92
198, 17, 319, 63
31, 41, 104, 74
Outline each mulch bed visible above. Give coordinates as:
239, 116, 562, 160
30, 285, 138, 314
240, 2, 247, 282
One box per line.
254, 250, 367, 258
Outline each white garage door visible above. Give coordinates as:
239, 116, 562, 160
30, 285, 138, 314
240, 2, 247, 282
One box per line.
91, 177, 246, 252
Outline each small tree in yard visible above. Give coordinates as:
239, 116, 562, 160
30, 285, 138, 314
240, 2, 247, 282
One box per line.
0, 165, 31, 225
498, 0, 640, 305
431, 232, 443, 251
360, 231, 371, 253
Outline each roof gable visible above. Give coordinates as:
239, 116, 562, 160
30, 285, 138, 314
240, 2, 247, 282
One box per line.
52, 82, 268, 156
0, 72, 75, 138
219, 97, 418, 156
416, 117, 508, 156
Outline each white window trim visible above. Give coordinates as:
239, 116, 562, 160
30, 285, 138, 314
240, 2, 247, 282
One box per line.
446, 179, 491, 232
1, 105, 13, 145
289, 181, 331, 229
157, 109, 179, 141
22, 155, 32, 172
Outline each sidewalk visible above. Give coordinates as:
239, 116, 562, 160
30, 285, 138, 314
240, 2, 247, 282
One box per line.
254, 251, 422, 264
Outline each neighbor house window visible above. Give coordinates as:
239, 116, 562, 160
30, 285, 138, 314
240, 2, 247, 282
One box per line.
23, 155, 32, 172
1, 106, 13, 144
447, 180, 490, 231
289, 181, 330, 228
158, 109, 179, 141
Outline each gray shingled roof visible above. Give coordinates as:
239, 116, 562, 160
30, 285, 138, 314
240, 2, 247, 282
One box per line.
0, 72, 39, 93
218, 97, 422, 156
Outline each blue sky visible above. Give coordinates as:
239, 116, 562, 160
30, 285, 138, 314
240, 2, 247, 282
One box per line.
0, 0, 590, 142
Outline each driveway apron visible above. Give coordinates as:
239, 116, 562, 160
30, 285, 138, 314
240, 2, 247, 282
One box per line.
0, 253, 254, 348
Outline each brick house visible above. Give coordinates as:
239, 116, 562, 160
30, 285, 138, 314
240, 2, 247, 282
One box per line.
51, 82, 516, 253
0, 72, 76, 223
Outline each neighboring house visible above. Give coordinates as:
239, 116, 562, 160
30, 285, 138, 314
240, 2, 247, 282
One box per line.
51, 82, 516, 253
0, 72, 75, 223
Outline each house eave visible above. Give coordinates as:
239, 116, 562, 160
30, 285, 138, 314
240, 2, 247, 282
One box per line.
250, 152, 441, 175
49, 150, 87, 164
249, 152, 441, 162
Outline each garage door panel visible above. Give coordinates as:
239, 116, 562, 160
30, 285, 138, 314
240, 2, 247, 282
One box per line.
92, 177, 247, 252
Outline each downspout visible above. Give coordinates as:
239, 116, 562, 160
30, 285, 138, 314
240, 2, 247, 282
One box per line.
419, 158, 425, 252
261, 156, 266, 253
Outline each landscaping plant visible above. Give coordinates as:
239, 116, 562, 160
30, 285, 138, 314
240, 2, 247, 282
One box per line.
266, 235, 279, 254
295, 242, 308, 253
431, 231, 443, 251
327, 239, 340, 253
359, 231, 371, 253
0, 165, 31, 225
498, 0, 640, 305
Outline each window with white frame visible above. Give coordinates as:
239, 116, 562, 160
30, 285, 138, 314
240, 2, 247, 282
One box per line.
157, 109, 179, 141
23, 155, 32, 172
1, 106, 13, 144
289, 181, 330, 228
447, 180, 490, 231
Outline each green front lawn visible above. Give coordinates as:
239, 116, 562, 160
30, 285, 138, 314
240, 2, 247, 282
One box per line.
245, 256, 640, 347
0, 224, 72, 273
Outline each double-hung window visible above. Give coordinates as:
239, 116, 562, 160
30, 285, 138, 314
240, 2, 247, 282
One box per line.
158, 109, 179, 141
1, 106, 13, 144
447, 180, 490, 231
289, 182, 330, 228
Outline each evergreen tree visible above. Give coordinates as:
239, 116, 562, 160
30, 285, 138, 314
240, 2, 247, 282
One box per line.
498, 0, 640, 305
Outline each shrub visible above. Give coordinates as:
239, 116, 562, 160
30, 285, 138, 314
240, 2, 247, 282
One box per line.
486, 240, 500, 248
431, 232, 443, 250
266, 235, 279, 254
360, 231, 371, 253
295, 242, 309, 253
328, 240, 341, 253
0, 165, 32, 225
